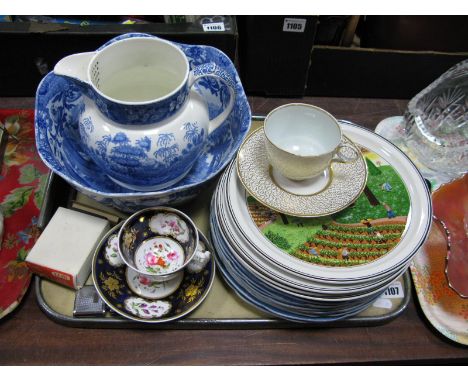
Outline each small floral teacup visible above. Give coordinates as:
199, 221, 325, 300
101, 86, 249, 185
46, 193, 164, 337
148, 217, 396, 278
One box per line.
117, 207, 199, 282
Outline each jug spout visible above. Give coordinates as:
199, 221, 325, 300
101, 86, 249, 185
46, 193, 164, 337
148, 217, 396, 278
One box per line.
54, 51, 95, 85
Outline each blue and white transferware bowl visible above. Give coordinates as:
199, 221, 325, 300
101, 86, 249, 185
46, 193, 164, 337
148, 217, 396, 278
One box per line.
35, 33, 251, 212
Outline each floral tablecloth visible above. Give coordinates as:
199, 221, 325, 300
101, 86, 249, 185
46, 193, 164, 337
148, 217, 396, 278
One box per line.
0, 110, 49, 319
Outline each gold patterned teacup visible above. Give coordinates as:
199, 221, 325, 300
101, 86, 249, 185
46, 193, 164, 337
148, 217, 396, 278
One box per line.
264, 103, 360, 181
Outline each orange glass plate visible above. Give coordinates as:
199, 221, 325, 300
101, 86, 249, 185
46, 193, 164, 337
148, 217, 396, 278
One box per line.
432, 175, 468, 298
410, 174, 468, 345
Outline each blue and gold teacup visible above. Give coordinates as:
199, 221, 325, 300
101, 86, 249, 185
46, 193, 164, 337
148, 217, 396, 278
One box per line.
117, 207, 199, 284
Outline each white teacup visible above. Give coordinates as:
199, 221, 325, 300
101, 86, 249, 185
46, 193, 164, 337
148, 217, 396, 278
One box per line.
264, 103, 360, 181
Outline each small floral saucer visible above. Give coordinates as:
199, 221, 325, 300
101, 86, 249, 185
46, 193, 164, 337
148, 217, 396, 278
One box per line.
236, 127, 368, 217
125, 268, 184, 300
92, 223, 215, 323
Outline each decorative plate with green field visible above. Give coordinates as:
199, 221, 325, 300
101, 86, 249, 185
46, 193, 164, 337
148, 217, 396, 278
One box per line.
246, 147, 410, 268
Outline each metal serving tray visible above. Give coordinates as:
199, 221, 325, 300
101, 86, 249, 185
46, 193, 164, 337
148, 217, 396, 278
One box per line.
34, 117, 411, 329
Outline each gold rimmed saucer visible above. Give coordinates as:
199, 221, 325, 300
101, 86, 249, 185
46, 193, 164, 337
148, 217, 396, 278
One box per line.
236, 127, 368, 217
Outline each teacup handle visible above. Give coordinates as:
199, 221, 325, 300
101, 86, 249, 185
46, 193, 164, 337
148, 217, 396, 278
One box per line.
188, 63, 236, 135
331, 143, 361, 164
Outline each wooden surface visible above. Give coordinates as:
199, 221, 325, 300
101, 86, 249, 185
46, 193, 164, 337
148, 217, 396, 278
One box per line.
1, 96, 467, 365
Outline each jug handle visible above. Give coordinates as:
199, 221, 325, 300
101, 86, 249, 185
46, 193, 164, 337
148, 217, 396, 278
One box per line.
54, 52, 95, 85
188, 63, 236, 135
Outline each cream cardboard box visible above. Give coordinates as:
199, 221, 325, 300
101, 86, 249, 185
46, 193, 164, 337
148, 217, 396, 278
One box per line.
26, 207, 110, 289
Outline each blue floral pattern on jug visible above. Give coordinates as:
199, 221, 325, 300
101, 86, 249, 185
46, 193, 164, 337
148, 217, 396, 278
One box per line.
68, 33, 239, 190
91, 82, 189, 125
35, 33, 251, 212
80, 118, 205, 188
78, 33, 192, 125
99, 34, 234, 120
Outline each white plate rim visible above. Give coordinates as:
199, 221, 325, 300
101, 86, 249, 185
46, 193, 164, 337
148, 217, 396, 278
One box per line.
227, 121, 432, 282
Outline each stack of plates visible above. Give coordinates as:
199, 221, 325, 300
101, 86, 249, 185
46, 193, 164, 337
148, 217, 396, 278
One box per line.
210, 121, 432, 323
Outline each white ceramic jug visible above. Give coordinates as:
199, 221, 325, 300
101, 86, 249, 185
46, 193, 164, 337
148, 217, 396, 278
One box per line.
54, 35, 236, 191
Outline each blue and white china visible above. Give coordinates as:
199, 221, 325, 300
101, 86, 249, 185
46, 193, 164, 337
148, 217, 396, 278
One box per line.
54, 35, 236, 191
35, 33, 251, 212
92, 223, 215, 323
117, 207, 199, 282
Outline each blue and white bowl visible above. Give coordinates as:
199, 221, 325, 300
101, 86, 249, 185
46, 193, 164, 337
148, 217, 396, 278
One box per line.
35, 34, 251, 212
